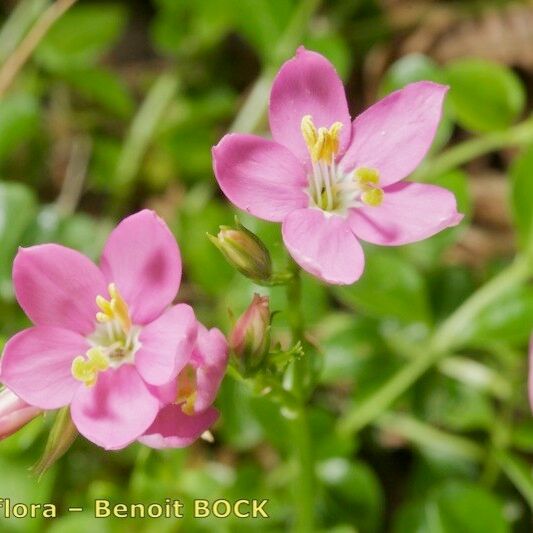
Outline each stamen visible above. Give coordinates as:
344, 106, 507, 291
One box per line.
95, 283, 132, 333
354, 167, 384, 207
176, 365, 197, 415
361, 188, 384, 207
300, 115, 343, 162
301, 115, 317, 147
354, 167, 380, 186
71, 347, 109, 387
301, 117, 385, 213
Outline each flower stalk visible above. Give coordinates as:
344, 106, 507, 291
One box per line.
285, 264, 315, 533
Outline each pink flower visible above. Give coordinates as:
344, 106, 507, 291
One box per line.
213, 47, 463, 284
0, 388, 41, 440
0, 210, 198, 450
139, 323, 228, 449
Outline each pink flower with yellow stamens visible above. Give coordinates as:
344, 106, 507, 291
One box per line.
213, 47, 463, 284
0, 210, 198, 450
139, 323, 228, 449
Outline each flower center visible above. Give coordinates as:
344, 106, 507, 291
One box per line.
71, 283, 141, 387
175, 364, 197, 415
300, 115, 384, 214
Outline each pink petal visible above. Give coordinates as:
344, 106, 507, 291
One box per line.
100, 210, 182, 325
139, 405, 218, 449
71, 364, 159, 450
348, 182, 463, 246
212, 134, 308, 222
282, 208, 365, 285
340, 82, 448, 186
146, 379, 177, 407
0, 327, 86, 409
192, 324, 228, 413
269, 47, 351, 165
136, 304, 198, 386
13, 245, 107, 335
0, 388, 42, 440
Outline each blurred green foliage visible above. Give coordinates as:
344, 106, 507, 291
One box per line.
0, 0, 532, 532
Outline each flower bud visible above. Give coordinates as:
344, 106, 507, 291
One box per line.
230, 294, 270, 370
32, 407, 77, 479
0, 388, 41, 440
208, 223, 272, 282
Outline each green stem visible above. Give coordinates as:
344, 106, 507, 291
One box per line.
429, 255, 530, 352
494, 450, 533, 510
112, 72, 179, 213
414, 115, 533, 181
339, 256, 531, 435
286, 264, 315, 533
375, 412, 485, 462
0, 0, 49, 64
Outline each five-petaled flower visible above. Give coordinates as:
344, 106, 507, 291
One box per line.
0, 210, 227, 450
213, 47, 463, 284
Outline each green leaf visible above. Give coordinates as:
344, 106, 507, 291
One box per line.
150, 0, 232, 56
319, 458, 384, 533
59, 67, 134, 118
231, 0, 295, 61
0, 181, 37, 299
0, 93, 40, 163
414, 375, 494, 432
465, 286, 533, 346
510, 146, 533, 252
333, 248, 430, 323
432, 482, 509, 533
319, 314, 383, 385
380, 54, 443, 96
36, 4, 127, 70
393, 482, 509, 533
444, 59, 525, 132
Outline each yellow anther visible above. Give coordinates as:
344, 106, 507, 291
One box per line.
72, 356, 95, 386
175, 365, 197, 415
301, 115, 317, 147
327, 122, 343, 155
361, 188, 384, 207
181, 392, 197, 416
354, 167, 380, 185
353, 167, 384, 207
95, 283, 132, 332
72, 348, 109, 387
300, 115, 343, 162
96, 295, 113, 316
87, 347, 109, 371
96, 312, 109, 323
